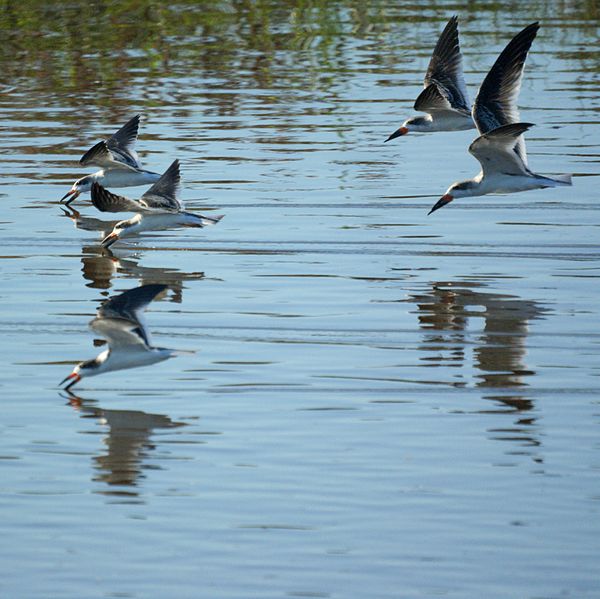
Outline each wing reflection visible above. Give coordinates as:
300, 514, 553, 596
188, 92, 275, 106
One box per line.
64, 391, 186, 492
79, 244, 205, 302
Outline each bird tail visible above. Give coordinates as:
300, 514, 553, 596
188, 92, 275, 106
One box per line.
181, 212, 224, 227
171, 349, 196, 357
548, 173, 572, 186
535, 173, 572, 188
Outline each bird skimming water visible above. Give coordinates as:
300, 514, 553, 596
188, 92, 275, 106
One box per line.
90, 159, 223, 248
60, 284, 191, 390
60, 115, 161, 206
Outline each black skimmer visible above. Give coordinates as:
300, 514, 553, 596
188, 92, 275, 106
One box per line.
61, 115, 161, 206
429, 22, 571, 214
60, 284, 190, 390
386, 16, 474, 141
90, 159, 223, 248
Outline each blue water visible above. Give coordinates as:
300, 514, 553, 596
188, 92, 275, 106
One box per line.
0, 2, 599, 598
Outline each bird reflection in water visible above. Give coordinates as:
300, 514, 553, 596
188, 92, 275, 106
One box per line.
61, 204, 119, 237
91, 159, 223, 248
63, 390, 186, 491
410, 281, 547, 451
411, 281, 545, 388
60, 284, 192, 390
62, 207, 207, 302
80, 244, 206, 302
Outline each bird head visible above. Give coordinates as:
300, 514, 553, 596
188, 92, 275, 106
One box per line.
428, 180, 477, 214
101, 215, 142, 248
60, 357, 104, 390
385, 116, 434, 141
60, 175, 94, 205
60, 364, 83, 390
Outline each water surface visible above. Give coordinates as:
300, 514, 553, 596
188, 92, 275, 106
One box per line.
1, 2, 599, 598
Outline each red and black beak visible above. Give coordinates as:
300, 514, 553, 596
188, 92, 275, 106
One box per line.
428, 194, 453, 215
60, 372, 81, 390
385, 126, 409, 142
101, 232, 119, 248
60, 189, 80, 205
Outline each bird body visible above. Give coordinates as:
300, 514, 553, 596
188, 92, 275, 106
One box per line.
76, 344, 177, 377
105, 211, 221, 244
69, 169, 160, 196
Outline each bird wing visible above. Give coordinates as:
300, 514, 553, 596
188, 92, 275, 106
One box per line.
139, 159, 183, 212
106, 114, 141, 167
90, 317, 151, 349
472, 22, 539, 164
91, 182, 146, 213
469, 122, 533, 177
421, 16, 470, 114
414, 83, 467, 118
79, 141, 140, 171
79, 115, 142, 169
95, 284, 168, 347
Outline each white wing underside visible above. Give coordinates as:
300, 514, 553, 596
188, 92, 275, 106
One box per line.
90, 317, 151, 349
469, 123, 533, 177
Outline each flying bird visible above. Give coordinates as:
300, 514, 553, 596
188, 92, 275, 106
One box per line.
429, 22, 571, 215
386, 16, 475, 141
60, 115, 161, 206
60, 284, 190, 390
90, 159, 223, 248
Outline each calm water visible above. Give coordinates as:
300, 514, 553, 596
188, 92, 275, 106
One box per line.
1, 2, 599, 598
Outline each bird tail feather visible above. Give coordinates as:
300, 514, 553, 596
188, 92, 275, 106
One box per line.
550, 173, 572, 186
